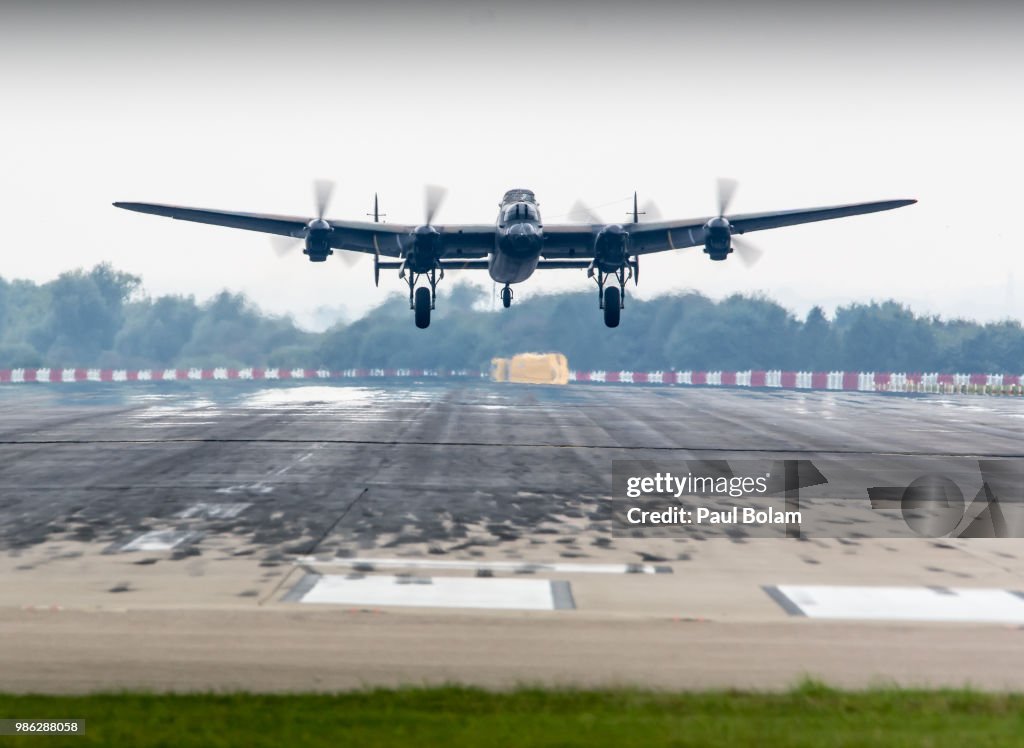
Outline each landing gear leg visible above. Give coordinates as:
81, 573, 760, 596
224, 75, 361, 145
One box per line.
500, 284, 513, 309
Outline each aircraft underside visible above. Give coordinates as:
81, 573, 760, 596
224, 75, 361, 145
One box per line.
488, 250, 538, 285
392, 242, 631, 330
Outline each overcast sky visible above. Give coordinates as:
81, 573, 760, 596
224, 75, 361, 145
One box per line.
2, 0, 1022, 329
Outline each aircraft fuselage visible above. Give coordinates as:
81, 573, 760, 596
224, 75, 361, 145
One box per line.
489, 188, 544, 284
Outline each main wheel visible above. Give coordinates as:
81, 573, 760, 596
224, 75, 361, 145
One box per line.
414, 286, 432, 329
501, 285, 513, 309
603, 286, 621, 328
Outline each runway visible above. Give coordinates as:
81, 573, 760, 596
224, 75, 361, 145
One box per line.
1, 381, 1023, 692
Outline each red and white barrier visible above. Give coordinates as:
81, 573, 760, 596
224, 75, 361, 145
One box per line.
568, 370, 1024, 395
0, 367, 1021, 394
0, 367, 480, 384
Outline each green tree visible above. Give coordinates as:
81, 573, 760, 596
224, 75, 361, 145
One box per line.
0, 278, 8, 341
799, 306, 837, 370
959, 321, 1024, 373
115, 295, 202, 366
835, 301, 937, 372
42, 264, 141, 364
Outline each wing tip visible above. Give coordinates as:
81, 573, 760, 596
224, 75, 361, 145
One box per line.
878, 198, 917, 211
113, 201, 166, 215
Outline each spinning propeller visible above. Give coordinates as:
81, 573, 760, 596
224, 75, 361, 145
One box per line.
714, 177, 763, 267
423, 184, 447, 226
270, 179, 363, 267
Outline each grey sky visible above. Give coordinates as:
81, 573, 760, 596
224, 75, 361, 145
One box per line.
2, 1, 1022, 329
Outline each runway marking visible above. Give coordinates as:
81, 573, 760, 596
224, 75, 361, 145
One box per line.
215, 450, 317, 495
766, 584, 1024, 623
273, 452, 314, 476
292, 556, 672, 575
116, 530, 202, 553
215, 483, 273, 495
176, 502, 251, 520
284, 573, 573, 610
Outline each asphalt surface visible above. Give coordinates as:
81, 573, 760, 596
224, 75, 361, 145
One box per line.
1, 381, 1023, 692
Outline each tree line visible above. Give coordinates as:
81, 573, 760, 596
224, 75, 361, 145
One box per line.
1, 264, 1022, 374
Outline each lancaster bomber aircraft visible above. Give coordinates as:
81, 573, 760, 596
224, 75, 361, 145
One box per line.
114, 181, 915, 329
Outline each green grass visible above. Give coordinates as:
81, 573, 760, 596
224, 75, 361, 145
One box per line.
1, 681, 1023, 747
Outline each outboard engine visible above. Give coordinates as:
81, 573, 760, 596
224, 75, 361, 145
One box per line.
703, 216, 732, 261
303, 218, 333, 262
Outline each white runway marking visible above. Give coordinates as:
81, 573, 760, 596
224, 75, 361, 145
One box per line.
242, 386, 383, 408
176, 502, 251, 519
120, 530, 200, 552
292, 556, 672, 575
288, 574, 573, 610
273, 452, 313, 476
215, 483, 273, 495
770, 585, 1024, 623
215, 449, 317, 494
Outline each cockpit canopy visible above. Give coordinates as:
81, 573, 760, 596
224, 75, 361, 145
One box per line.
502, 202, 539, 223
502, 188, 536, 205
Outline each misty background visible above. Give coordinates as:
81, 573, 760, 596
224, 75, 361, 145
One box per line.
2, 264, 1023, 373
1, 1, 1022, 352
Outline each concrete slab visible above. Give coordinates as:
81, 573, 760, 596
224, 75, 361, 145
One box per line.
290, 573, 572, 611
771, 584, 1024, 623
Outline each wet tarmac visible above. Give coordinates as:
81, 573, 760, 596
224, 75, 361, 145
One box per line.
3, 381, 1023, 556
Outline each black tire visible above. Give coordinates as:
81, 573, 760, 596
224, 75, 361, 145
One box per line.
501, 286, 512, 309
414, 286, 432, 329
603, 287, 621, 328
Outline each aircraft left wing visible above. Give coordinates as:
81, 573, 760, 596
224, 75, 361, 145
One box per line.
540, 198, 916, 257
113, 202, 495, 258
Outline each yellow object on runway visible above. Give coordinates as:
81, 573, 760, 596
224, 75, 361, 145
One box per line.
491, 353, 568, 385
491, 357, 509, 382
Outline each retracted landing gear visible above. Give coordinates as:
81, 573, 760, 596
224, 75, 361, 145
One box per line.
405, 265, 443, 329
592, 263, 631, 328
500, 284, 513, 309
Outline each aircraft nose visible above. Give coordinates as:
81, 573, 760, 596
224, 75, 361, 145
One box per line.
508, 223, 537, 239
503, 222, 540, 255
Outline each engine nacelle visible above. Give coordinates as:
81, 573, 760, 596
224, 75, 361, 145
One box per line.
304, 219, 333, 262
593, 224, 630, 271
703, 216, 732, 261
403, 225, 444, 273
